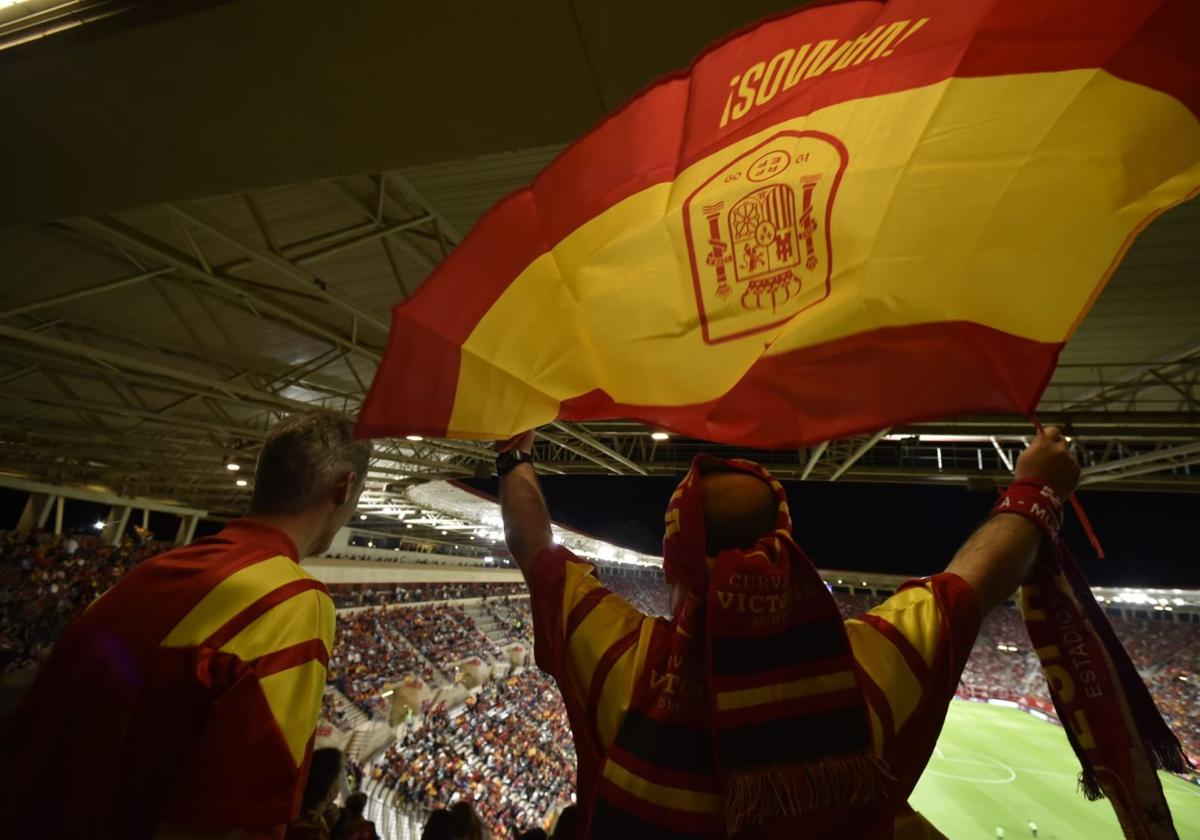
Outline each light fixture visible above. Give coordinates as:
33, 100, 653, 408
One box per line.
236, 479, 248, 487
406, 524, 412, 529
359, 514, 368, 520
380, 689, 394, 698
93, 520, 105, 531
650, 431, 669, 441
440, 530, 447, 535
368, 541, 374, 548
226, 462, 241, 472
406, 435, 423, 442
469, 535, 475, 540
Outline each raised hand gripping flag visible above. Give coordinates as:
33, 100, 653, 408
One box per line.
358, 0, 1200, 447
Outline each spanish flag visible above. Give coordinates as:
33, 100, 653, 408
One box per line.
359, 0, 1200, 447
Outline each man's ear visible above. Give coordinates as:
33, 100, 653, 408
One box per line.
334, 471, 358, 507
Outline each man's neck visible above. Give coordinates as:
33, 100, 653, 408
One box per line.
243, 512, 321, 559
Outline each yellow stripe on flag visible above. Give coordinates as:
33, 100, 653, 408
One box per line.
450, 70, 1200, 437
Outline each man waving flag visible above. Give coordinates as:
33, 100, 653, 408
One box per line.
358, 0, 1200, 448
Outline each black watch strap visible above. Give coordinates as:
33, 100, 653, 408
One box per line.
496, 448, 534, 477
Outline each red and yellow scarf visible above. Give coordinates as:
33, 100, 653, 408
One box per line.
661, 455, 893, 835
997, 480, 1189, 839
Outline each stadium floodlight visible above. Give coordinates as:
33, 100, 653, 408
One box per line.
651, 431, 669, 441
93, 520, 105, 531
235, 479, 248, 487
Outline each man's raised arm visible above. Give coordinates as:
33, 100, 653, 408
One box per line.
498, 431, 554, 578
946, 427, 1081, 615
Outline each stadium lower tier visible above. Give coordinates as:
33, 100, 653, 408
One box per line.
2, 535, 1197, 838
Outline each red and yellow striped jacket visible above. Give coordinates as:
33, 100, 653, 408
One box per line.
0, 519, 335, 840
529, 547, 980, 839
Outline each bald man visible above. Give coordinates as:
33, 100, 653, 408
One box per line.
499, 429, 1079, 839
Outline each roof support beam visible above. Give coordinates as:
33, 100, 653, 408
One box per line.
169, 202, 391, 333
77, 216, 382, 362
0, 267, 173, 320
1081, 440, 1200, 479
0, 325, 313, 413
829, 428, 890, 482
538, 430, 624, 475
1054, 340, 1200, 411
550, 421, 648, 475
384, 172, 463, 243
800, 441, 828, 481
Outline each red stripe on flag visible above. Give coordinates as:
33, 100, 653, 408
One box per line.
558, 321, 1062, 448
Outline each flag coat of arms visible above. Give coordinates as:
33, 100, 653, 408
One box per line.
359, 0, 1200, 447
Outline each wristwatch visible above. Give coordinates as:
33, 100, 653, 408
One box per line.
496, 448, 534, 477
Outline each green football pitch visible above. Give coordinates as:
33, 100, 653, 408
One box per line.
909, 700, 1200, 839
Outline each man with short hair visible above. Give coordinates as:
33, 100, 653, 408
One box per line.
1, 409, 372, 840
499, 427, 1080, 838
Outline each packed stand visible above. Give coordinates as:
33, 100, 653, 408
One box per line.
327, 607, 430, 718
401, 603, 498, 668
328, 581, 527, 609
603, 574, 670, 616
372, 669, 576, 837
484, 597, 534, 646
0, 531, 171, 673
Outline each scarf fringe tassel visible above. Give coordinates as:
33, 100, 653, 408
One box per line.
724, 754, 895, 836
1077, 738, 1193, 803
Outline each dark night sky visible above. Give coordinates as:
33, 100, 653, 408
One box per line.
4, 478, 1195, 589
467, 476, 1199, 589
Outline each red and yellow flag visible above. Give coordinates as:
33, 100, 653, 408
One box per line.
359, 0, 1200, 447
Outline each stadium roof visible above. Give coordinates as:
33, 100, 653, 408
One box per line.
1, 1, 1198, 541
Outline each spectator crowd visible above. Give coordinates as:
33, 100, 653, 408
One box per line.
372, 670, 576, 837
329, 582, 527, 609
3, 532, 1197, 837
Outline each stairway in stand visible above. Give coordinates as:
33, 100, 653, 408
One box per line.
463, 599, 512, 653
